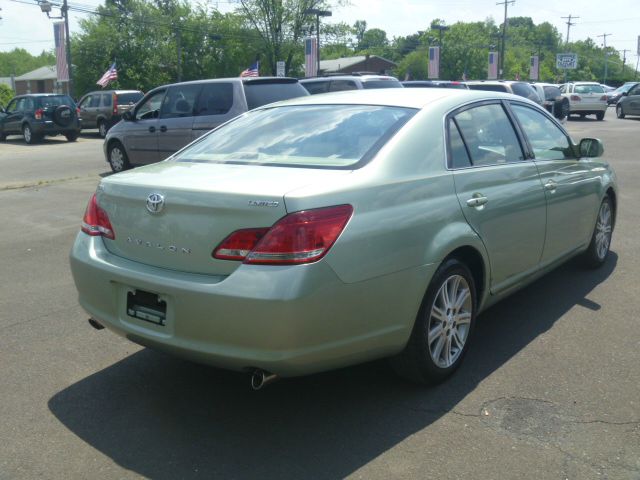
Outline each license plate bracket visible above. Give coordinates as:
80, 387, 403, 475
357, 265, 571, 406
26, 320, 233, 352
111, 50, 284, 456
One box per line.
126, 290, 167, 326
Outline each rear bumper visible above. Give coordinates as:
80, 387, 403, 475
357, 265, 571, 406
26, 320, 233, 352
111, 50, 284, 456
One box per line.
31, 120, 81, 135
70, 233, 431, 376
569, 102, 607, 113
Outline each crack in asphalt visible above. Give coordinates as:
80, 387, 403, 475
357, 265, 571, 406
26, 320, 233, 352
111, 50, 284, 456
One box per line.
0, 175, 92, 191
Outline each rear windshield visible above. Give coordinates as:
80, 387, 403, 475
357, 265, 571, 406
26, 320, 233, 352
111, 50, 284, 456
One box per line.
301, 81, 330, 94
36, 95, 75, 108
574, 84, 604, 94
243, 82, 309, 109
117, 92, 144, 105
362, 80, 402, 89
173, 105, 416, 169
511, 83, 540, 102
543, 86, 561, 100
467, 84, 508, 93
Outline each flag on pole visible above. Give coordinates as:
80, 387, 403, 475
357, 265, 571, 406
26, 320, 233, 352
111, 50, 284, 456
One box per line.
529, 55, 539, 80
97, 63, 118, 88
240, 61, 259, 78
53, 22, 68, 82
305, 37, 318, 77
428, 46, 440, 79
488, 52, 498, 80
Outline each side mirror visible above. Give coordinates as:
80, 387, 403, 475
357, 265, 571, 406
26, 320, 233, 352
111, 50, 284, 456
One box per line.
579, 138, 604, 158
621, 91, 629, 97
122, 110, 134, 121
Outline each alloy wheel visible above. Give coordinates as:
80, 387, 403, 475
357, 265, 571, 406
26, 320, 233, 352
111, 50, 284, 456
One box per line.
109, 146, 125, 171
595, 201, 612, 260
428, 274, 472, 368
23, 125, 32, 143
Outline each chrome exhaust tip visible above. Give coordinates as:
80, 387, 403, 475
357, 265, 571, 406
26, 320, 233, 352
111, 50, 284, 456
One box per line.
88, 318, 105, 330
250, 369, 279, 390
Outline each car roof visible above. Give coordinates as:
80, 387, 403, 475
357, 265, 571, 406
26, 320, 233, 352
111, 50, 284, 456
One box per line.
149, 77, 300, 91
262, 88, 538, 111
300, 75, 398, 82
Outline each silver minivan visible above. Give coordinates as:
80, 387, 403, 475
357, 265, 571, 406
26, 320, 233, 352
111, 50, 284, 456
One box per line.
104, 77, 309, 172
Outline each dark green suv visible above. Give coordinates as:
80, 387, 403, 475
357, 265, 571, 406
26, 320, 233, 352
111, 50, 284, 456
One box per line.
0, 94, 81, 144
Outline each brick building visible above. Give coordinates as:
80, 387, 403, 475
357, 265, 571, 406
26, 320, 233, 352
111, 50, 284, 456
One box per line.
14, 66, 70, 96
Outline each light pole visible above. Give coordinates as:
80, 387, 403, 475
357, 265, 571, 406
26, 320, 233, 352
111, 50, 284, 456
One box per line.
39, 0, 73, 97
304, 8, 331, 75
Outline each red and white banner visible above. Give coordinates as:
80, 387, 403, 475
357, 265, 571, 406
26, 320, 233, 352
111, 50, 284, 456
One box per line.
53, 22, 68, 82
488, 51, 498, 80
529, 55, 539, 80
305, 37, 318, 77
428, 46, 440, 79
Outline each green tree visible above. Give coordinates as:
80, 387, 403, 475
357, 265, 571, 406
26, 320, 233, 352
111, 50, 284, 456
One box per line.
0, 49, 56, 77
0, 84, 14, 107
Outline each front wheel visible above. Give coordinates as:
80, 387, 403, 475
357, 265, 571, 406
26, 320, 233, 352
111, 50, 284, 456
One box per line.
108, 142, 131, 173
391, 258, 477, 384
65, 131, 79, 142
616, 104, 625, 119
582, 197, 613, 268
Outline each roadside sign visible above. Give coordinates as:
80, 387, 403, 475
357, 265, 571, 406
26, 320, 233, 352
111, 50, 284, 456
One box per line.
276, 61, 285, 77
556, 53, 578, 69
637, 35, 640, 56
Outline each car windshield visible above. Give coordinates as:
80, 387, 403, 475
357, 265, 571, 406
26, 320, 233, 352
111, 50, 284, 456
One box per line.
574, 84, 604, 94
173, 104, 416, 169
36, 95, 75, 108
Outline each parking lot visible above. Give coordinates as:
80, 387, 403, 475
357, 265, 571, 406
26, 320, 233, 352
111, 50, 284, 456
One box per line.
1, 116, 639, 479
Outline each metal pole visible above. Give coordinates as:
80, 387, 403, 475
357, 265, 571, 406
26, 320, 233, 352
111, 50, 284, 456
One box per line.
62, 0, 73, 97
497, 0, 514, 79
635, 56, 639, 80
316, 14, 320, 76
597, 33, 611, 84
176, 29, 182, 82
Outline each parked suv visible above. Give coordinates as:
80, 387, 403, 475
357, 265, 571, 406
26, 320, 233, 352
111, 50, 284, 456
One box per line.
559, 82, 608, 120
0, 94, 81, 144
300, 74, 402, 94
104, 77, 309, 172
466, 80, 543, 106
530, 83, 570, 120
78, 90, 144, 138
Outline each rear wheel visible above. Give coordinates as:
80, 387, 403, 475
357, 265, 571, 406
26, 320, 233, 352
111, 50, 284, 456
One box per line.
98, 120, 108, 138
616, 104, 625, 119
65, 131, 79, 142
596, 111, 605, 121
0, 131, 5, 141
391, 258, 477, 384
582, 197, 613, 268
108, 142, 131, 172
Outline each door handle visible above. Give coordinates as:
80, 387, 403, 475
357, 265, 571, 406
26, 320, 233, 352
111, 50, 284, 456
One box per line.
160, 125, 167, 133
148, 126, 156, 133
544, 180, 558, 192
466, 194, 488, 208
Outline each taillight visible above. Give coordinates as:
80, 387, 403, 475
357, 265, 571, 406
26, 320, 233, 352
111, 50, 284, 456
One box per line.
113, 94, 118, 115
570, 95, 581, 101
599, 95, 607, 101
34, 108, 44, 120
213, 205, 353, 265
81, 194, 115, 239
76, 107, 81, 115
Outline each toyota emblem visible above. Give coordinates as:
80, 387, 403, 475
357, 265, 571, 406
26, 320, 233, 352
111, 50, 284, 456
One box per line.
146, 193, 165, 214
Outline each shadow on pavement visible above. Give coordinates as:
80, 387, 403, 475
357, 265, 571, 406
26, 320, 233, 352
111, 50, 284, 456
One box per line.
49, 253, 617, 479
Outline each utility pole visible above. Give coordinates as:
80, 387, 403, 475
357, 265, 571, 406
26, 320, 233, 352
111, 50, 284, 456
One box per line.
561, 14, 579, 45
497, 0, 515, 79
176, 28, 182, 82
598, 33, 612, 84
620, 49, 630, 78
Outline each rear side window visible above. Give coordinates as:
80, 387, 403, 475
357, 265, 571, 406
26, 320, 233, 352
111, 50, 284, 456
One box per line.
453, 103, 524, 166
511, 83, 540, 102
448, 119, 472, 168
117, 93, 143, 105
102, 94, 112, 107
243, 82, 308, 109
161, 84, 202, 118
467, 84, 508, 93
195, 83, 233, 116
301, 81, 330, 94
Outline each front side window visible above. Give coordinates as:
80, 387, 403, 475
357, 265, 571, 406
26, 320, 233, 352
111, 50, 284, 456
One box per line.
453, 103, 524, 166
629, 85, 640, 96
511, 104, 575, 161
5, 99, 18, 113
78, 96, 91, 109
135, 90, 165, 120
174, 104, 416, 169
161, 84, 202, 119
89, 95, 101, 108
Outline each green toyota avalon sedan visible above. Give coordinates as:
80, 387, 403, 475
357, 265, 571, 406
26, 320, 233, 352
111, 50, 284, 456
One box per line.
70, 89, 617, 388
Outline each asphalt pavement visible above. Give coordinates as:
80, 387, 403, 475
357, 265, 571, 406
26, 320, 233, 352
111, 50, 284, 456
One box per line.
0, 116, 638, 480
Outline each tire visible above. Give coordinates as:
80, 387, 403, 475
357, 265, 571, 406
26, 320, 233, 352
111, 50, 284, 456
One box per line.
108, 142, 131, 173
391, 258, 477, 384
98, 120, 108, 138
22, 124, 40, 144
65, 131, 79, 142
0, 131, 5, 142
616, 104, 625, 119
582, 197, 613, 269
596, 111, 605, 121
53, 105, 74, 127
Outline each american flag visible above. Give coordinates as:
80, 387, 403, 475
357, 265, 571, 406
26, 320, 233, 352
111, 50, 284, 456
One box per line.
304, 37, 317, 77
97, 63, 118, 88
428, 46, 440, 79
488, 52, 498, 80
240, 61, 259, 77
53, 22, 68, 82
529, 55, 539, 80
